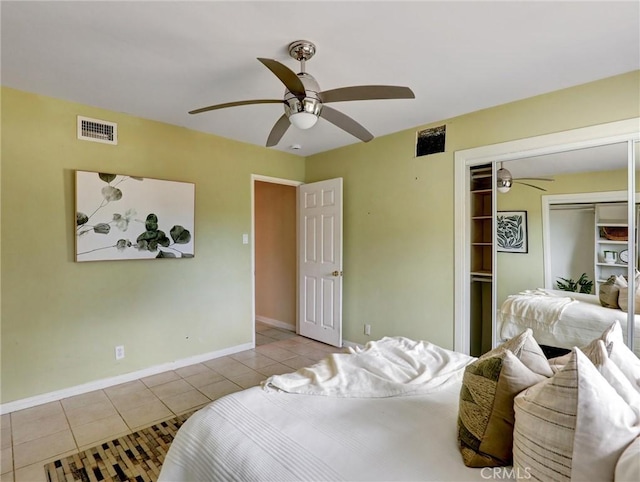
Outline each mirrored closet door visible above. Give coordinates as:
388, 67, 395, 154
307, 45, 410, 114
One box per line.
455, 119, 640, 357
494, 141, 638, 357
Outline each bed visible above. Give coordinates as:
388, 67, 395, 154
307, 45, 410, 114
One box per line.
158, 337, 512, 482
498, 288, 640, 356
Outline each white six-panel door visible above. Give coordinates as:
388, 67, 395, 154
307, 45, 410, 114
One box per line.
298, 178, 343, 347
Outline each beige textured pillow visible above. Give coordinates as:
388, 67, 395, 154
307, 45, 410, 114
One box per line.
599, 275, 620, 308
513, 348, 640, 482
615, 273, 640, 313
458, 350, 545, 467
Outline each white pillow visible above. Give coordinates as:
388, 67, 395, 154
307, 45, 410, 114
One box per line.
615, 436, 640, 482
589, 340, 640, 407
513, 348, 640, 482
548, 321, 640, 393
606, 321, 640, 393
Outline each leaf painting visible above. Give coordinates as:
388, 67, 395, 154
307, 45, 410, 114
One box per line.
75, 171, 195, 261
496, 212, 527, 253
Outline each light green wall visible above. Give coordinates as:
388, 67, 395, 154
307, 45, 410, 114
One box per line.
496, 168, 628, 305
306, 70, 640, 348
1, 87, 304, 403
2, 71, 639, 404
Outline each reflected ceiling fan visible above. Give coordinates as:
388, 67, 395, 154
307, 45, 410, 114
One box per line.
189, 40, 415, 147
496, 162, 555, 193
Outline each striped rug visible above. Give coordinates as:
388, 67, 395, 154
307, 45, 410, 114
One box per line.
44, 411, 194, 482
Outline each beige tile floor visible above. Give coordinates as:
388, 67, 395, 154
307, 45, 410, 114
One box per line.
0, 322, 345, 482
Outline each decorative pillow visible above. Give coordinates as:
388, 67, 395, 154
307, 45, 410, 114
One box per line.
456, 329, 550, 467
599, 275, 620, 308
492, 328, 553, 377
605, 320, 640, 392
458, 350, 545, 467
615, 436, 640, 482
589, 340, 640, 406
513, 348, 640, 482
615, 273, 640, 313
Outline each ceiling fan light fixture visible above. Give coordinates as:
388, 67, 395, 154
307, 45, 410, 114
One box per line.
497, 181, 511, 193
289, 111, 318, 130
189, 40, 415, 147
496, 163, 512, 193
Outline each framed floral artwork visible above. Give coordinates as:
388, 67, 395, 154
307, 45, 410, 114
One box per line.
497, 211, 528, 253
75, 170, 195, 261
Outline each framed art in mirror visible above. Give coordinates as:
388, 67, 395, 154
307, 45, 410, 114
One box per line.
497, 211, 528, 253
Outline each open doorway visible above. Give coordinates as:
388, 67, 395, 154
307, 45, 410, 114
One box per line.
253, 177, 300, 344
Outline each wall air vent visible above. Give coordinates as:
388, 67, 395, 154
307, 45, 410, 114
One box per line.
77, 116, 118, 145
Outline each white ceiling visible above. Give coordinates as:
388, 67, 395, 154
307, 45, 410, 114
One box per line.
2, 1, 639, 157
505, 142, 633, 179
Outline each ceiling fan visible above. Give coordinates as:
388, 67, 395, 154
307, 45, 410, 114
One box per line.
189, 40, 415, 147
496, 162, 555, 193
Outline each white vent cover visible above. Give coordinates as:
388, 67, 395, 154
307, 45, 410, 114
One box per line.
77, 116, 117, 145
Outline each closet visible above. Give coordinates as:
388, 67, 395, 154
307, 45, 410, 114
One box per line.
469, 164, 493, 356
454, 119, 639, 356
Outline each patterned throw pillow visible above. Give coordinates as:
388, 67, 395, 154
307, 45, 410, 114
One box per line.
513, 348, 640, 482
457, 329, 551, 467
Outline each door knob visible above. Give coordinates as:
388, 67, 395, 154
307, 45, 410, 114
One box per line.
332, 270, 343, 277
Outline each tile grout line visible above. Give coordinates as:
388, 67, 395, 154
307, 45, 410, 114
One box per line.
5, 329, 341, 481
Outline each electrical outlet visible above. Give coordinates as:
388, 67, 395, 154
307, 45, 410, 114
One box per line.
115, 345, 125, 360
364, 324, 371, 336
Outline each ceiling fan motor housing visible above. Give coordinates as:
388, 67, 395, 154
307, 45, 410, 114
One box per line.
497, 167, 513, 192
284, 72, 322, 119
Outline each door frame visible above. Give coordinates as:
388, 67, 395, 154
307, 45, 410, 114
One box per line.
251, 174, 303, 346
454, 118, 640, 354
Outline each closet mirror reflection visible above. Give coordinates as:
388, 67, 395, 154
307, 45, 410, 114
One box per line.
495, 141, 639, 357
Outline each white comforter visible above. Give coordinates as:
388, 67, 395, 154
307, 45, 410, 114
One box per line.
499, 289, 576, 331
265, 336, 474, 397
159, 339, 502, 482
499, 289, 640, 356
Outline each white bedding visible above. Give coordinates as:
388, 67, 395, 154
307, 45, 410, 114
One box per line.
265, 336, 474, 397
159, 338, 506, 482
159, 381, 507, 482
499, 289, 640, 356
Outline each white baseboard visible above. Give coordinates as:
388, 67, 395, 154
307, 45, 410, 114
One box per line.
0, 341, 254, 415
255, 315, 295, 331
